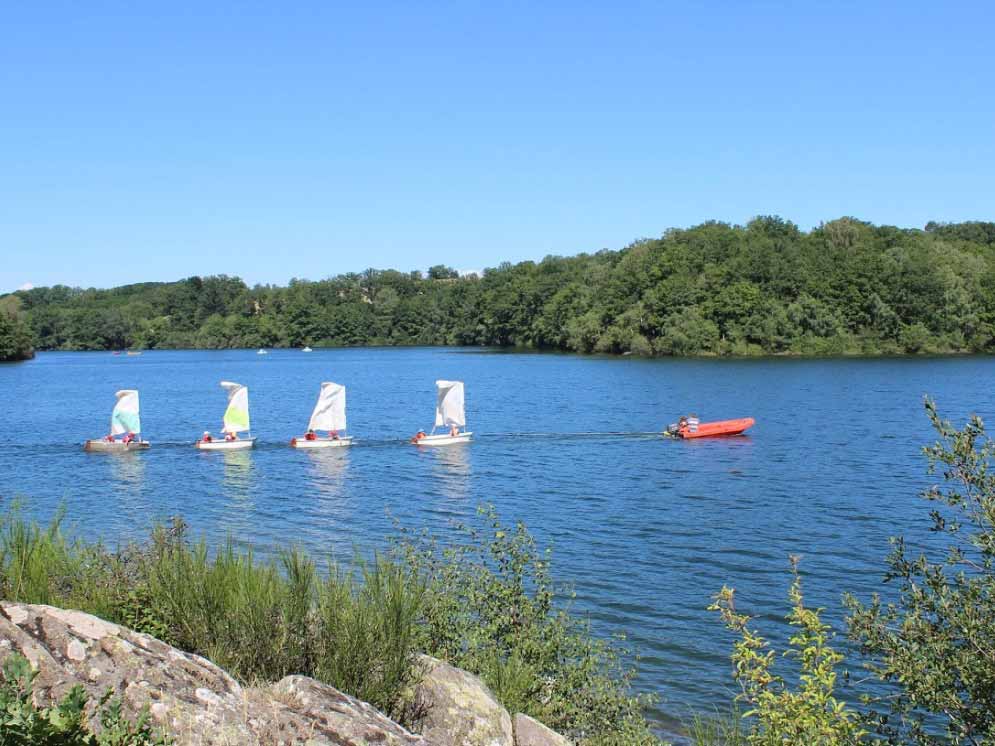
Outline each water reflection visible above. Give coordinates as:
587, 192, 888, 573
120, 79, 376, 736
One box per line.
305, 450, 351, 520
221, 450, 255, 504
429, 444, 471, 501
108, 451, 146, 487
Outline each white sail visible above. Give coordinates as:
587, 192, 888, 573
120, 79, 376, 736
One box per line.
307, 382, 346, 432
110, 390, 141, 435
434, 380, 466, 428
220, 381, 250, 433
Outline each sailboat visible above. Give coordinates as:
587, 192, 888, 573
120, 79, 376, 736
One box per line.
291, 382, 352, 448
411, 380, 472, 446
83, 390, 150, 451
196, 381, 255, 450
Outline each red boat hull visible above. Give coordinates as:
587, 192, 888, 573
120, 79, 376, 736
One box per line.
681, 417, 755, 439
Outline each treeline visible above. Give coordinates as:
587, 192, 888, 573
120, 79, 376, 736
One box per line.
8, 217, 995, 356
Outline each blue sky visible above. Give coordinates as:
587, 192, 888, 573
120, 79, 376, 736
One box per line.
2, 1, 992, 292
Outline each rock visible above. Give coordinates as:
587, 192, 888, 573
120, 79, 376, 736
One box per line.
0, 602, 428, 746
270, 675, 427, 744
513, 713, 571, 746
408, 655, 513, 746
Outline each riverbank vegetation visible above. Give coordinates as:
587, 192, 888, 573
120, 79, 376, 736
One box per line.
0, 506, 658, 745
0, 295, 35, 362
695, 400, 995, 745
6, 218, 995, 357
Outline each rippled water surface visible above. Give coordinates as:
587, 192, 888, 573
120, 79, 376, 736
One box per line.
2, 349, 993, 727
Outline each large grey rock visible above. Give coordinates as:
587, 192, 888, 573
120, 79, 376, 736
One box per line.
408, 655, 513, 746
513, 713, 571, 746
0, 602, 428, 745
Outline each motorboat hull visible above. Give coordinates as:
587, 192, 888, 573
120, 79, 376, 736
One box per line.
291, 436, 353, 448
196, 438, 256, 450
679, 418, 755, 439
83, 440, 150, 452
413, 432, 473, 447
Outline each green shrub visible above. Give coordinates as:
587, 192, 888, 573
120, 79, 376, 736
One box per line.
709, 558, 864, 746
0, 511, 425, 718
142, 536, 423, 716
702, 400, 995, 745
0, 507, 129, 621
0, 506, 659, 743
0, 652, 170, 745
313, 556, 425, 716
845, 399, 995, 744
392, 505, 662, 745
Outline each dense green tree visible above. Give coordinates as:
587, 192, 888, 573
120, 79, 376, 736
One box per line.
0, 305, 35, 362
7, 218, 995, 356
427, 264, 459, 279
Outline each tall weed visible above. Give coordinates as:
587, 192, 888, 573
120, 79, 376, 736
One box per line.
392, 504, 662, 745
0, 505, 661, 744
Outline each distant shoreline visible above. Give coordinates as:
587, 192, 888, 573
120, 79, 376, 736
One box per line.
22, 344, 995, 361
7, 218, 995, 360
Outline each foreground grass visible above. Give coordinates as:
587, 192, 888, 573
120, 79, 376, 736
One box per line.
684, 709, 747, 746
0, 505, 661, 745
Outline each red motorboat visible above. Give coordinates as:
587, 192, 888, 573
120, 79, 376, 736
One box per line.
667, 417, 755, 439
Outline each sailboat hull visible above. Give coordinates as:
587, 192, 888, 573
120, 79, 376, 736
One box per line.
196, 438, 256, 451
291, 437, 353, 449
413, 432, 473, 447
83, 440, 150, 452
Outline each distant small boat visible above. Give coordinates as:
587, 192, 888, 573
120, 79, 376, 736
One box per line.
411, 380, 472, 446
126, 350, 142, 356
302, 346, 313, 353
291, 382, 353, 448
666, 417, 755, 439
196, 381, 255, 450
111, 351, 121, 356
257, 349, 269, 355
83, 390, 150, 451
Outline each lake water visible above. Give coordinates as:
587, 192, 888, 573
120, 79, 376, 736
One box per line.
1, 349, 992, 731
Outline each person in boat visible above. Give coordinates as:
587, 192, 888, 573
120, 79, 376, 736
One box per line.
123, 432, 135, 445
104, 434, 115, 443
411, 429, 426, 443
329, 430, 339, 440
449, 424, 459, 437
202, 431, 212, 443
224, 431, 238, 442
676, 415, 700, 437
304, 429, 317, 441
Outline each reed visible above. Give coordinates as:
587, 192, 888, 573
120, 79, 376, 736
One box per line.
0, 506, 660, 743
0, 509, 424, 716
683, 709, 747, 746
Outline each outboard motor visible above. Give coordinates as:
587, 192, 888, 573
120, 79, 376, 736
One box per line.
666, 423, 679, 436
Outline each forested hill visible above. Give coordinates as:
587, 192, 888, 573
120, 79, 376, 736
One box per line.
8, 217, 995, 357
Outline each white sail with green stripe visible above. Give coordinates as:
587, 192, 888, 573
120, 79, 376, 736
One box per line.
110, 390, 141, 435
221, 381, 250, 433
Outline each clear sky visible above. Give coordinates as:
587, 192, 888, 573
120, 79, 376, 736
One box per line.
2, 1, 992, 292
